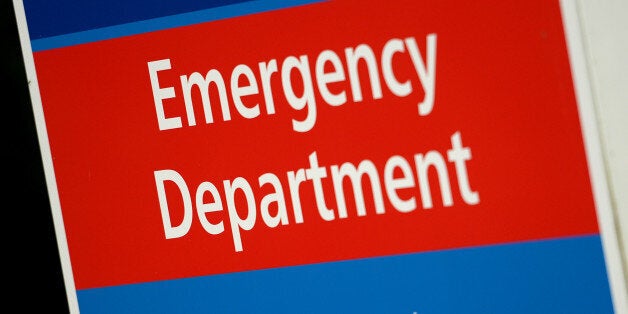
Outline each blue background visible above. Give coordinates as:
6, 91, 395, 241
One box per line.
78, 235, 614, 314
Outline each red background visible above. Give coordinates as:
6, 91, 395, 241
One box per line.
34, 0, 598, 289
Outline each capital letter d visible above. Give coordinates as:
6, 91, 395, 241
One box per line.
154, 169, 193, 239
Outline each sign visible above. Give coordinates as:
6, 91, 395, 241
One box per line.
14, 0, 628, 312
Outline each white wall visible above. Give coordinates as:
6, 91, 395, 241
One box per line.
576, 0, 628, 281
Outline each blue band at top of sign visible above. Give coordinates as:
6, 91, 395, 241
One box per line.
25, 0, 324, 52
24, 0, 251, 39
75, 234, 614, 314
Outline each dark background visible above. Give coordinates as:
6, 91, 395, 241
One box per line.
3, 1, 69, 311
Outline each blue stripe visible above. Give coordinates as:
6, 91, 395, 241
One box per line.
24, 0, 252, 40
76, 235, 615, 314
29, 0, 324, 52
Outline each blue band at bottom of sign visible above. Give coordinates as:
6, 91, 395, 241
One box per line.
76, 234, 614, 314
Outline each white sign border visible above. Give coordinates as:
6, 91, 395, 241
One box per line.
561, 0, 628, 313
12, 0, 80, 313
